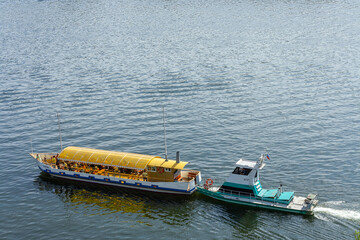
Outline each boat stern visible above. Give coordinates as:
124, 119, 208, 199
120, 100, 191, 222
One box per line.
288, 193, 319, 215
304, 193, 319, 213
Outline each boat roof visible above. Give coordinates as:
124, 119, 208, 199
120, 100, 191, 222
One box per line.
58, 146, 188, 170
235, 158, 257, 169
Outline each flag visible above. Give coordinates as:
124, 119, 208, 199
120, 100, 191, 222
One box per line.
266, 154, 270, 160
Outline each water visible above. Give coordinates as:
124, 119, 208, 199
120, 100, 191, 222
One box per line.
1, 0, 360, 239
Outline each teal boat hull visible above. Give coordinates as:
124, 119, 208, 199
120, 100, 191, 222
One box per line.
197, 187, 316, 215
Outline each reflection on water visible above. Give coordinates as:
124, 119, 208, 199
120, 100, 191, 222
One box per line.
35, 173, 195, 226
30, 170, 356, 239
216, 204, 259, 236
34, 173, 266, 238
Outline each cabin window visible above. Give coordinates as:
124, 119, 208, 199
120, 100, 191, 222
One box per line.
165, 168, 171, 172
232, 167, 252, 175
147, 166, 156, 172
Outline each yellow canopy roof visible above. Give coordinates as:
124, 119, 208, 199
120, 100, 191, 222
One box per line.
151, 160, 189, 170
58, 146, 189, 170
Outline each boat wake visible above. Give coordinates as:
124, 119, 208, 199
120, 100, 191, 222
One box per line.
314, 205, 360, 222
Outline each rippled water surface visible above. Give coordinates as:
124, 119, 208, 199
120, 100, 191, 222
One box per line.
1, 0, 360, 239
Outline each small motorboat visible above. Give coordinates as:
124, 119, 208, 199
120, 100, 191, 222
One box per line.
197, 154, 318, 215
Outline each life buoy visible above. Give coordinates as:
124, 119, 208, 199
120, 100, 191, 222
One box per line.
157, 167, 164, 174
206, 178, 214, 186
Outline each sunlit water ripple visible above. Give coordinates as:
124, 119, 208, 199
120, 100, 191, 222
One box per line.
1, 0, 360, 239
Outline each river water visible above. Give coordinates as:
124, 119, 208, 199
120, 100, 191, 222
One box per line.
1, 0, 360, 239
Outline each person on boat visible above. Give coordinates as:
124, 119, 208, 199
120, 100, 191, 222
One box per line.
93, 165, 99, 174
142, 171, 147, 181
73, 162, 79, 172
78, 164, 84, 172
277, 184, 283, 197
55, 156, 60, 167
51, 156, 56, 164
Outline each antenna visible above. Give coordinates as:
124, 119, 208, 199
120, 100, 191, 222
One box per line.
30, 137, 33, 153
56, 111, 63, 151
162, 106, 168, 161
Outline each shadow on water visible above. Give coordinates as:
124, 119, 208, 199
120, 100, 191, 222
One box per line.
34, 172, 197, 226
191, 192, 263, 238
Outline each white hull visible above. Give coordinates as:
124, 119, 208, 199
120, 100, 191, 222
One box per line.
38, 161, 196, 195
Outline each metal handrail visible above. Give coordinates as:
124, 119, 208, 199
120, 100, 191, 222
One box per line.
218, 188, 256, 199
217, 188, 278, 204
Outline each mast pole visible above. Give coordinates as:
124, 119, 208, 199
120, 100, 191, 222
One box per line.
30, 137, 33, 153
163, 106, 168, 161
56, 111, 63, 151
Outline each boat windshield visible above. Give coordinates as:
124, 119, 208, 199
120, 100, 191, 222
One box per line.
232, 167, 252, 175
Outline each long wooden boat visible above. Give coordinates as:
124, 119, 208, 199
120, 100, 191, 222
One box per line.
197, 154, 318, 215
30, 146, 201, 195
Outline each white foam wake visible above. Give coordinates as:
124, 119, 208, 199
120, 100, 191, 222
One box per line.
315, 207, 360, 221
323, 201, 345, 206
